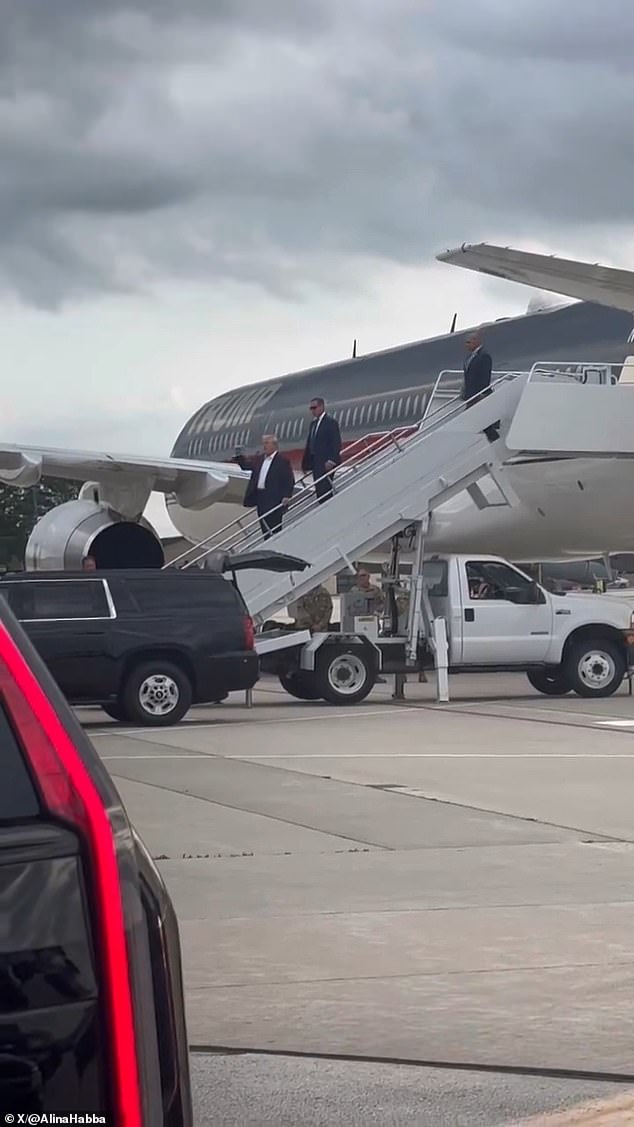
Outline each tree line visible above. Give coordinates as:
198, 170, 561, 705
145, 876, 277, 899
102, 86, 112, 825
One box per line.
0, 480, 78, 569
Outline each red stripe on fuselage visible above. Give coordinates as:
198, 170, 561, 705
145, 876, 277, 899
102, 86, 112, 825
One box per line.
236, 426, 420, 473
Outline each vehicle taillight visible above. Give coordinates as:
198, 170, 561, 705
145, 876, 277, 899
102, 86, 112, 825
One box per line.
0, 623, 142, 1127
244, 615, 255, 650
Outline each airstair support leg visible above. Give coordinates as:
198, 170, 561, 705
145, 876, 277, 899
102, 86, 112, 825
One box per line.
433, 618, 450, 704
392, 673, 407, 701
405, 519, 428, 666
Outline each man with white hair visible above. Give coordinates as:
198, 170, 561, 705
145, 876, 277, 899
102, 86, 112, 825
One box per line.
243, 434, 295, 539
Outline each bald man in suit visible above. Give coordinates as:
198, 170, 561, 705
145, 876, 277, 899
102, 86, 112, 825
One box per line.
463, 332, 492, 406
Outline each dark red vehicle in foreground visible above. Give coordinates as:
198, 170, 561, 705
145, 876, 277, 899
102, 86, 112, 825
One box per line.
0, 595, 193, 1124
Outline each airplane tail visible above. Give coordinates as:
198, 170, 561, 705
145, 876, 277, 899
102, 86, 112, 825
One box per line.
437, 243, 634, 315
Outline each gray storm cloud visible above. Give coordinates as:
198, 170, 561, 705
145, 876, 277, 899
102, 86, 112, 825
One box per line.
2, 0, 634, 307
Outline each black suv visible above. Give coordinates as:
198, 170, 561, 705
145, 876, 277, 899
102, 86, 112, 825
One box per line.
0, 554, 302, 726
0, 594, 192, 1121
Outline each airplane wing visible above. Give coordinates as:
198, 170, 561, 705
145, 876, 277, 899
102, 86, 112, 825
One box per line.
0, 443, 250, 513
436, 243, 634, 314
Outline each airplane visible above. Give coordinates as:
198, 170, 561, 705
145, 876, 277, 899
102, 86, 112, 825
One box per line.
5, 248, 634, 571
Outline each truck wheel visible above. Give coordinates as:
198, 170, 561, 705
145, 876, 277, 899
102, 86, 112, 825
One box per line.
565, 638, 626, 698
101, 702, 128, 722
315, 646, 374, 705
279, 670, 321, 701
122, 661, 193, 726
526, 670, 572, 696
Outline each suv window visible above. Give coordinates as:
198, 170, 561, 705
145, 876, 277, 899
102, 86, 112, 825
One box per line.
0, 703, 39, 820
466, 561, 535, 601
126, 576, 239, 613
6, 580, 110, 622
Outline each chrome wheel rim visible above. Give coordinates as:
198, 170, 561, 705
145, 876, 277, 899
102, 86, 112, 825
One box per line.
578, 650, 615, 691
327, 654, 367, 696
139, 674, 179, 716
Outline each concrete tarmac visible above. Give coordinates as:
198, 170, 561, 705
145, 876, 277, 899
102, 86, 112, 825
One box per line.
84, 672, 634, 1124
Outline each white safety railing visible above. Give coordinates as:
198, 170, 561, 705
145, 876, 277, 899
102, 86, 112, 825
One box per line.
422, 368, 522, 423
527, 360, 622, 386
168, 370, 523, 571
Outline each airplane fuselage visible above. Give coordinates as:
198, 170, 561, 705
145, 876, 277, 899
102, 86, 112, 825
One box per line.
166, 301, 634, 562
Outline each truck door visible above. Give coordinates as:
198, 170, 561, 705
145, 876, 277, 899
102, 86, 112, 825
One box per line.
459, 560, 552, 665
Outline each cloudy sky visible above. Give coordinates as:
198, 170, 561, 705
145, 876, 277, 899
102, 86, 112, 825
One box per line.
5, 0, 634, 459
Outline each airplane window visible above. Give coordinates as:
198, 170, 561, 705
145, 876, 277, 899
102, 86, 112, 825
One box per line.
413, 395, 420, 418
295, 419, 302, 438
397, 398, 404, 417
405, 396, 412, 417
352, 407, 359, 428
359, 405, 367, 428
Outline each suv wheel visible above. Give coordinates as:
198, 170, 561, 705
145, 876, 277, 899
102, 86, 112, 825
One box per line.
123, 661, 193, 726
102, 702, 128, 722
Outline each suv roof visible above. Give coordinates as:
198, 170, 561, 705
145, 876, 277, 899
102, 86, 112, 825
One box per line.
1, 550, 309, 581
1, 569, 222, 581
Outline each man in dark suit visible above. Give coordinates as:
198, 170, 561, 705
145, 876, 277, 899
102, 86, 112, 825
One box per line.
301, 396, 342, 503
243, 434, 295, 538
463, 331, 492, 406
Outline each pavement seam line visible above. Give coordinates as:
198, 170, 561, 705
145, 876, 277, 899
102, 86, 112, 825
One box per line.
185, 1045, 634, 1085
375, 785, 628, 844
107, 769, 390, 850
186, 957, 634, 990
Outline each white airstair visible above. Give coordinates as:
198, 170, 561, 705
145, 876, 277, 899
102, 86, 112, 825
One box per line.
168, 361, 634, 624
168, 372, 523, 619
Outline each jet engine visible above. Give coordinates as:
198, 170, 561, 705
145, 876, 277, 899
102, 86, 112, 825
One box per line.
25, 498, 165, 571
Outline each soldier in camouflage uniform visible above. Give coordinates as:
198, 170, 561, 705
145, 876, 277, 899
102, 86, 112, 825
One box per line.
349, 567, 387, 682
395, 586, 410, 621
289, 585, 333, 633
348, 568, 385, 615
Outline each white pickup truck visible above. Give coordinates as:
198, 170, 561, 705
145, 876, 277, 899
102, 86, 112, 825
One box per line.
420, 554, 634, 698
257, 553, 634, 704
